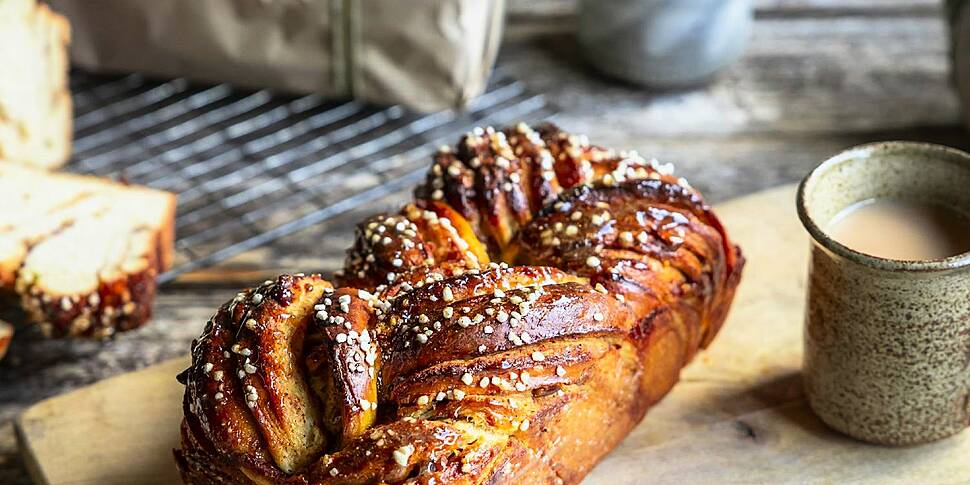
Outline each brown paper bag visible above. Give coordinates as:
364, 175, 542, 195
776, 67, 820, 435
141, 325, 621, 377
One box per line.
50, 0, 505, 112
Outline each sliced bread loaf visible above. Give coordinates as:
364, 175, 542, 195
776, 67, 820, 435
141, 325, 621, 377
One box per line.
0, 0, 72, 169
0, 164, 175, 338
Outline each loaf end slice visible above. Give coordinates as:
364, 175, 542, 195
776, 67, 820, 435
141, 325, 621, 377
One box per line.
0, 0, 72, 170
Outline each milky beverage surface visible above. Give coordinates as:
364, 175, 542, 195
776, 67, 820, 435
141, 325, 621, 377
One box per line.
826, 198, 970, 261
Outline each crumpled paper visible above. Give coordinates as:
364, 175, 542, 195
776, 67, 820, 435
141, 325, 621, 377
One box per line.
50, 0, 505, 112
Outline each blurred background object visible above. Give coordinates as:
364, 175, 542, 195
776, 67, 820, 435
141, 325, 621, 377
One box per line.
579, 0, 752, 88
0, 0, 71, 169
50, 0, 506, 112
950, 0, 970, 128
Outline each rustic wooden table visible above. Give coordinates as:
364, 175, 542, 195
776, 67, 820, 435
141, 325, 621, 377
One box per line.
1, 1, 966, 482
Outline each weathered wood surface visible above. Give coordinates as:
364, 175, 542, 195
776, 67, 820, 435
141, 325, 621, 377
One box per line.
1, 1, 968, 482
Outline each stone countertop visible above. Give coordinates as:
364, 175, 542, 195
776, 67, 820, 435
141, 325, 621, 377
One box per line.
1, 1, 967, 482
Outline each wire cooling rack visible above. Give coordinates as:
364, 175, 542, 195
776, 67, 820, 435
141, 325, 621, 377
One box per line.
66, 71, 556, 284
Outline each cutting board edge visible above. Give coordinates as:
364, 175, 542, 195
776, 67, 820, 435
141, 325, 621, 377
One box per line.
14, 418, 49, 485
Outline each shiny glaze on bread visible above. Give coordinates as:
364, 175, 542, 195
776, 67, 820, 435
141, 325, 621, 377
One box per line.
176, 123, 744, 484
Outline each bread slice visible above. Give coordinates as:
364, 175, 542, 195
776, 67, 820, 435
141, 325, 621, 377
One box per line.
0, 164, 175, 338
0, 0, 71, 169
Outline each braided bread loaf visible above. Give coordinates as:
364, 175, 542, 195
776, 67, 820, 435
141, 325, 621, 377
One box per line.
175, 124, 744, 484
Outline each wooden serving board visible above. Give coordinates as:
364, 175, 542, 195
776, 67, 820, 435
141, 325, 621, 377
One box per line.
15, 184, 970, 485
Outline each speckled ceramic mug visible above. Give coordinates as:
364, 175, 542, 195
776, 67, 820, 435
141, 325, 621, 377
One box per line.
797, 142, 970, 446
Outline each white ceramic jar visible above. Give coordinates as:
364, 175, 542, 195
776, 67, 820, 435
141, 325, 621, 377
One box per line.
578, 0, 752, 88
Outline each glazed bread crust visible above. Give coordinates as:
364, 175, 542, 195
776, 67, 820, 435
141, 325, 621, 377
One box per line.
176, 124, 744, 484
